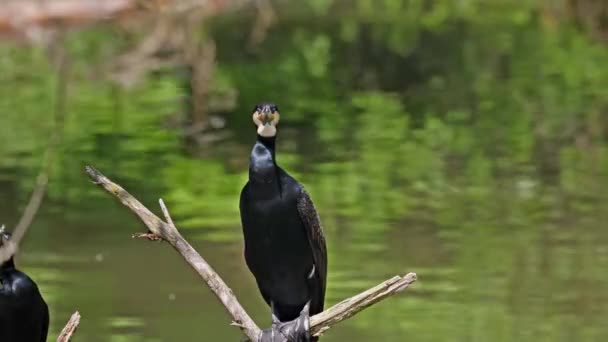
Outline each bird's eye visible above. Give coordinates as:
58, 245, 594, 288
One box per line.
272, 106, 278, 112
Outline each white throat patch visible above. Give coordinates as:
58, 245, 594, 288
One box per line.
257, 124, 277, 137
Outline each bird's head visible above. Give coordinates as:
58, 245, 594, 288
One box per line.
252, 102, 280, 137
0, 225, 10, 247
0, 224, 16, 268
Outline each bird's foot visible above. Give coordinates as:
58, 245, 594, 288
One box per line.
289, 312, 311, 342
259, 316, 310, 342
260, 302, 312, 342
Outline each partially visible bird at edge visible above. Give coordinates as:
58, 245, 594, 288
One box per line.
0, 225, 49, 342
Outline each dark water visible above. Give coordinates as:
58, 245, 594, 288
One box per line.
1, 2, 608, 341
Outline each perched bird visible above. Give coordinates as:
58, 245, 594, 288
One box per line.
0, 226, 49, 342
240, 103, 327, 341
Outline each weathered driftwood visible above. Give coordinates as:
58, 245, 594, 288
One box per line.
85, 165, 417, 340
57, 311, 81, 342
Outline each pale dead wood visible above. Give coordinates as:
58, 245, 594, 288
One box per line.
0, 0, 138, 42
85, 165, 262, 341
310, 273, 417, 336
85, 165, 417, 340
0, 42, 70, 264
56, 311, 81, 342
0, 141, 51, 263
248, 0, 277, 47
0, 0, 254, 41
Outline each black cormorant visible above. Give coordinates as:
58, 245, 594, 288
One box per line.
0, 227, 49, 342
240, 103, 327, 341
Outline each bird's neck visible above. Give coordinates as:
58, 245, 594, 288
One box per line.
1, 257, 15, 272
257, 134, 276, 160
249, 135, 281, 194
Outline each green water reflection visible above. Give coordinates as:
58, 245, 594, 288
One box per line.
1, 1, 607, 341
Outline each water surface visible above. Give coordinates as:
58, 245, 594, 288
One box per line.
1, 2, 607, 341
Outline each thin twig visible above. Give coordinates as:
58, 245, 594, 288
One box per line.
159, 198, 176, 228
85, 165, 418, 340
56, 311, 81, 342
0, 41, 69, 264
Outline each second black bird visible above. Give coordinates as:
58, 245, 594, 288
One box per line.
0, 227, 49, 342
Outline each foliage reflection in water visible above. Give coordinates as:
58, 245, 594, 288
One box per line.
0, 1, 607, 341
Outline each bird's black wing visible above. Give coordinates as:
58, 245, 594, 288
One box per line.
39, 300, 49, 342
296, 188, 327, 315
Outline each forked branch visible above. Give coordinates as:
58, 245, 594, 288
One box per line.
85, 165, 417, 340
85, 165, 261, 340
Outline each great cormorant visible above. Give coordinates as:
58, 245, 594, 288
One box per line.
240, 103, 327, 341
0, 227, 49, 342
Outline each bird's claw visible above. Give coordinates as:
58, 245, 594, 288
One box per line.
260, 317, 310, 342
261, 302, 311, 342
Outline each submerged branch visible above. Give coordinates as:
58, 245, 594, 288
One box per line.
56, 311, 81, 342
85, 165, 417, 340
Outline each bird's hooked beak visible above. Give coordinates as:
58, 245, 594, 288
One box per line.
260, 112, 274, 125
254, 106, 279, 126
253, 104, 280, 137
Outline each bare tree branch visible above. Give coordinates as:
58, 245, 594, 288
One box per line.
310, 272, 416, 336
248, 0, 277, 47
0, 41, 70, 264
56, 311, 81, 342
85, 165, 262, 341
159, 198, 176, 228
0, 0, 255, 42
84, 165, 417, 340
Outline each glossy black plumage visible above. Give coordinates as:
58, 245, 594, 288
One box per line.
240, 120, 327, 328
0, 234, 49, 342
